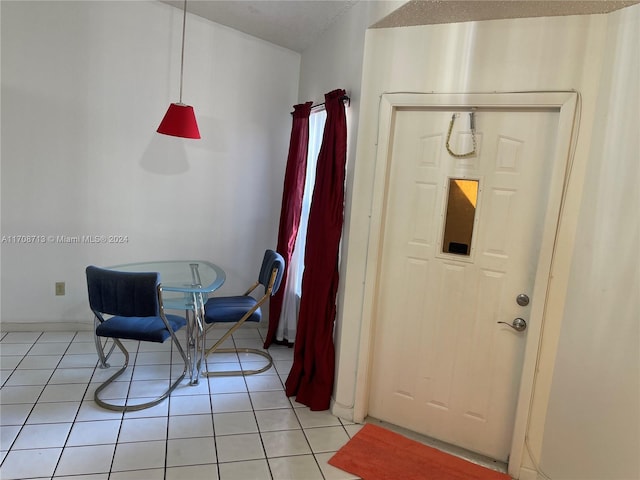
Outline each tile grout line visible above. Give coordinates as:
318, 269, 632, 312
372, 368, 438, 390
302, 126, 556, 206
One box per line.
1, 330, 352, 480
54, 332, 115, 478
245, 329, 278, 479
2, 335, 139, 477
1, 332, 73, 477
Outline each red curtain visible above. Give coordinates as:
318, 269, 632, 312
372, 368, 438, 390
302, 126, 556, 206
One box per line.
264, 102, 313, 349
285, 89, 347, 410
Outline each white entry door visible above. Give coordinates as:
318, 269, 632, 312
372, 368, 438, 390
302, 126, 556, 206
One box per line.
368, 106, 559, 461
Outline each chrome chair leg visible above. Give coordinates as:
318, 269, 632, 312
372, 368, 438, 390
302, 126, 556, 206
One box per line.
94, 336, 188, 412
205, 347, 273, 377
93, 318, 116, 368
203, 322, 273, 377
200, 250, 283, 378
87, 266, 190, 412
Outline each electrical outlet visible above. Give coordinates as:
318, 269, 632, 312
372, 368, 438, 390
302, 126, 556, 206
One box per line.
55, 282, 65, 296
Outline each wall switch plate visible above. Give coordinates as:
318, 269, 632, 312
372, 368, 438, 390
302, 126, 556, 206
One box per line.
55, 282, 65, 296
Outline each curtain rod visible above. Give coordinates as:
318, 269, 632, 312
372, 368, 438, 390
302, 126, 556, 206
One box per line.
311, 94, 350, 112
290, 95, 350, 116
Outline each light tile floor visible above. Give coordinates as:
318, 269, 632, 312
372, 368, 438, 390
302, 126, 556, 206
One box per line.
0, 328, 362, 480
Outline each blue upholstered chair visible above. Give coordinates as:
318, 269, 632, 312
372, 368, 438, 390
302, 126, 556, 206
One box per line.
202, 249, 285, 376
86, 266, 188, 411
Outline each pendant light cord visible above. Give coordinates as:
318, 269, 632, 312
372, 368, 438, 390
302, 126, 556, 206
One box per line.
179, 0, 187, 104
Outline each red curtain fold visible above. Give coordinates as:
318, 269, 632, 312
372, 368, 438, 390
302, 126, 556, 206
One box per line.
264, 102, 313, 349
285, 89, 348, 410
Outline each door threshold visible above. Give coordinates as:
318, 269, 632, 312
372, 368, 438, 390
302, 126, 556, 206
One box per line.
365, 416, 509, 474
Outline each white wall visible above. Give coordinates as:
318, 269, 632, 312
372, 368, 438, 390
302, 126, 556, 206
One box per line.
329, 5, 639, 479
339, 11, 604, 417
298, 1, 405, 106
297, 0, 405, 418
0, 1, 300, 328
540, 5, 639, 479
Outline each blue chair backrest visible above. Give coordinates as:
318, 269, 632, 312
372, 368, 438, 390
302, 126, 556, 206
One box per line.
86, 266, 160, 317
258, 250, 285, 295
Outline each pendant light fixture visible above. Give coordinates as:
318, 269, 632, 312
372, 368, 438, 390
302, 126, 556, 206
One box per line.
157, 0, 201, 139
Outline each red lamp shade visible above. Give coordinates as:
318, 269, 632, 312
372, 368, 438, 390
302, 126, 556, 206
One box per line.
157, 103, 201, 139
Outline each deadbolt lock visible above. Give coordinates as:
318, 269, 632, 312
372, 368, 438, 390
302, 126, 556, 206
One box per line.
516, 294, 530, 306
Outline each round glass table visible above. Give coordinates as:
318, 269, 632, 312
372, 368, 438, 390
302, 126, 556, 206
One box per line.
108, 260, 226, 384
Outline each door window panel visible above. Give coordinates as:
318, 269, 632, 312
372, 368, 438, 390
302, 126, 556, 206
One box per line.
442, 178, 479, 256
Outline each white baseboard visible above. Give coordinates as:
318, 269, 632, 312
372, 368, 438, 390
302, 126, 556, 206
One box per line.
0, 322, 93, 332
1, 321, 267, 333
331, 399, 355, 423
518, 466, 541, 480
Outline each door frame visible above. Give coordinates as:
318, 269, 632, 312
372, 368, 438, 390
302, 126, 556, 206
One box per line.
352, 92, 580, 476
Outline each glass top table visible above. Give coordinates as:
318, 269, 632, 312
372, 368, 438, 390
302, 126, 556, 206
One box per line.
108, 260, 226, 385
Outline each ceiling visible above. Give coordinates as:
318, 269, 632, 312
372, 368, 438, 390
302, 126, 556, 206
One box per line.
161, 0, 360, 53
372, 0, 639, 29
161, 0, 639, 53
